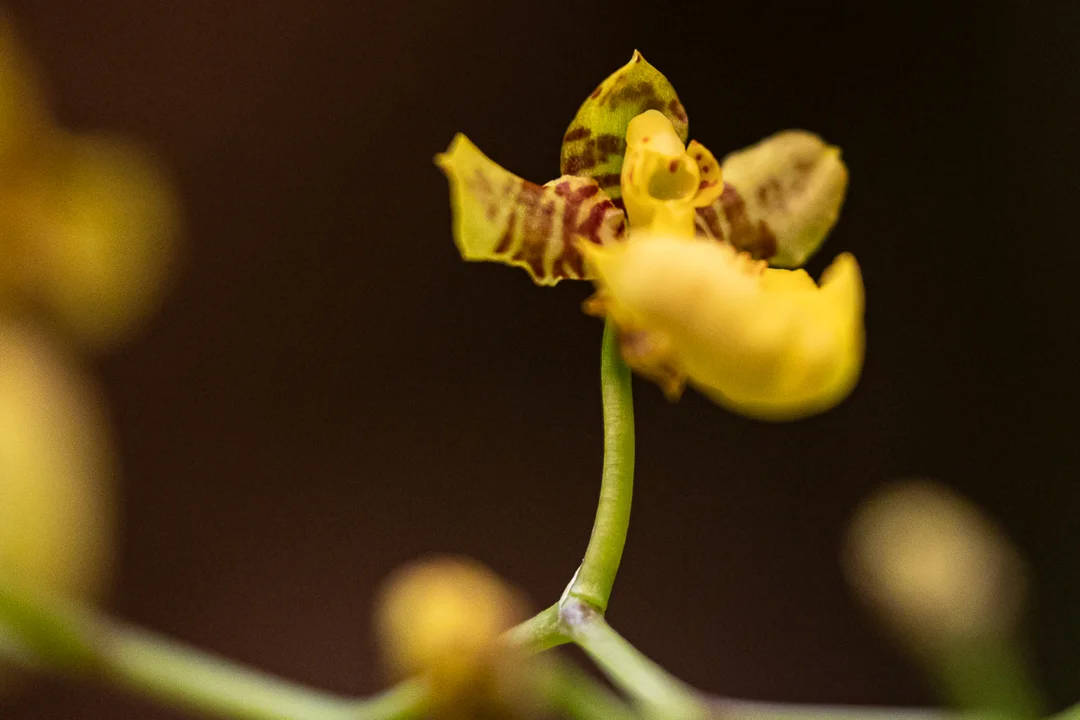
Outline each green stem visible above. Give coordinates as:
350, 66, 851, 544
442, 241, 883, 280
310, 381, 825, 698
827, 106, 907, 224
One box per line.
0, 585, 427, 720
562, 599, 706, 719
101, 624, 427, 720
503, 602, 568, 653
931, 637, 1042, 718
711, 698, 948, 720
568, 321, 636, 613
535, 658, 639, 720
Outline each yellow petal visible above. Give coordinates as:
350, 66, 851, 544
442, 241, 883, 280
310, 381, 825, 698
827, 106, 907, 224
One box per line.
695, 131, 849, 267
580, 232, 864, 420
437, 134, 626, 285
620, 110, 723, 237
560, 51, 689, 206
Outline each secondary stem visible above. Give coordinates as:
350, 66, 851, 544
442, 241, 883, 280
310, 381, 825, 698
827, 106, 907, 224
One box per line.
562, 599, 706, 719
503, 602, 567, 653
0, 585, 427, 720
102, 624, 427, 720
711, 699, 948, 720
567, 321, 636, 613
536, 657, 639, 720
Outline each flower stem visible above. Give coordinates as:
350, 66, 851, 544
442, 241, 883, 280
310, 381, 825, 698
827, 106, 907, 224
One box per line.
567, 321, 636, 613
100, 624, 427, 720
503, 602, 568, 653
0, 585, 427, 720
561, 599, 706, 719
535, 657, 639, 720
711, 698, 949, 720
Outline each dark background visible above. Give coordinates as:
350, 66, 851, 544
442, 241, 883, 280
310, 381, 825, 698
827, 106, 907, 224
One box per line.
4, 2, 1080, 717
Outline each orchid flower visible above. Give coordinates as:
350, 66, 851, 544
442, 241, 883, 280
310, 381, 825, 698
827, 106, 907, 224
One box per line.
438, 51, 862, 420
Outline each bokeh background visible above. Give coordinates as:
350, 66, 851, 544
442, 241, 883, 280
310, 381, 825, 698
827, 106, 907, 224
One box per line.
4, 3, 1079, 717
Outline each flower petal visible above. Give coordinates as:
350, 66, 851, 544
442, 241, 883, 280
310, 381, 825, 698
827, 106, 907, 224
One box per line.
695, 131, 849, 267
437, 134, 626, 285
560, 51, 689, 207
580, 231, 864, 421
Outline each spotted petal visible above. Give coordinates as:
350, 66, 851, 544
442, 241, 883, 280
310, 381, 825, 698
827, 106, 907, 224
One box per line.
695, 131, 849, 267
437, 134, 626, 285
560, 51, 689, 207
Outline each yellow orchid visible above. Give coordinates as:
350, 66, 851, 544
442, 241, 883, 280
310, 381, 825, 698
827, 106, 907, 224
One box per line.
438, 51, 863, 420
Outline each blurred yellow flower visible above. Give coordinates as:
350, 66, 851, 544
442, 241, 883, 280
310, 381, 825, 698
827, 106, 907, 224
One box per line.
0, 320, 115, 602
0, 16, 179, 350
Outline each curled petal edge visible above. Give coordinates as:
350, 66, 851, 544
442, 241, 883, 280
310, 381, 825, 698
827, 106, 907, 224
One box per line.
579, 232, 864, 421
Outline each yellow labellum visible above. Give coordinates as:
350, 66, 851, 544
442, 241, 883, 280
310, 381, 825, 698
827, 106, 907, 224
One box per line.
620, 110, 723, 236
581, 232, 864, 420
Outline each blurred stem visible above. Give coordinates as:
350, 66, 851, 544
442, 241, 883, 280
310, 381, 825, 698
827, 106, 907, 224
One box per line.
711, 698, 949, 720
101, 625, 427, 720
562, 598, 707, 719
931, 637, 1042, 718
567, 320, 635, 613
536, 658, 639, 720
0, 585, 427, 720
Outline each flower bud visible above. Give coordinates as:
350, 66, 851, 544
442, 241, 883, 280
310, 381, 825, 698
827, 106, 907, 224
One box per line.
843, 480, 1026, 648
375, 556, 532, 717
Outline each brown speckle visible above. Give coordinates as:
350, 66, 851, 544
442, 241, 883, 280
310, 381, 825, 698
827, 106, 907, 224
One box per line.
668, 159, 679, 173
563, 148, 598, 175
595, 134, 624, 156
494, 210, 517, 254
755, 221, 778, 259
667, 98, 688, 124
563, 126, 591, 142
596, 172, 621, 188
